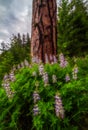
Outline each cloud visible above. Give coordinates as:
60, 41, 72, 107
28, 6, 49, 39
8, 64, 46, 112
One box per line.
0, 0, 32, 43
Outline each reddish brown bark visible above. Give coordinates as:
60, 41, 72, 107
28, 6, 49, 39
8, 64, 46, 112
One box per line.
31, 0, 57, 63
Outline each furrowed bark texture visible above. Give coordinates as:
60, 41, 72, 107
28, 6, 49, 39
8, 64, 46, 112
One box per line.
31, 0, 57, 63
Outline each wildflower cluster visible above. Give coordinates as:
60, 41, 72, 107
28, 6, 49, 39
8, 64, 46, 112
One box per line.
45, 54, 57, 64
18, 59, 30, 69
2, 71, 15, 99
39, 64, 49, 86
33, 91, 40, 116
9, 71, 16, 82
59, 53, 68, 68
72, 65, 78, 80
32, 56, 41, 63
42, 72, 49, 86
39, 64, 44, 76
32, 54, 57, 64
11, 60, 30, 71
55, 93, 64, 119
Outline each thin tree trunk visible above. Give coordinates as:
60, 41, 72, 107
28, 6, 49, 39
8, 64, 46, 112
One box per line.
31, 0, 57, 63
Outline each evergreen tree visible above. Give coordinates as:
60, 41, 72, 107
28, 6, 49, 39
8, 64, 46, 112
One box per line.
57, 0, 88, 56
57, 0, 70, 54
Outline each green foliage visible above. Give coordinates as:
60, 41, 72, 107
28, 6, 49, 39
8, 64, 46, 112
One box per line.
57, 0, 88, 56
0, 59, 88, 130
0, 33, 30, 82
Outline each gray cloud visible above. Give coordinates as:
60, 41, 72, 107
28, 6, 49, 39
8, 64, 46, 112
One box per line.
0, 0, 32, 43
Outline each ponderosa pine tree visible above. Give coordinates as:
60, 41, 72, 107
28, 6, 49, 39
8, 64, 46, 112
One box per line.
31, 0, 57, 63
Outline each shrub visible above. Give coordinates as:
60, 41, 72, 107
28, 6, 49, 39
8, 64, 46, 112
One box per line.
0, 60, 88, 130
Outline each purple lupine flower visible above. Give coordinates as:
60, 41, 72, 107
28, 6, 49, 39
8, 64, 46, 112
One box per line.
42, 72, 49, 86
72, 65, 78, 80
33, 91, 40, 103
53, 55, 57, 63
3, 74, 9, 81
59, 53, 68, 68
52, 75, 57, 83
39, 64, 44, 76
32, 56, 39, 63
33, 104, 40, 116
55, 93, 64, 119
35, 56, 39, 63
74, 66, 78, 73
9, 71, 15, 82
24, 59, 29, 67
65, 74, 70, 82
50, 54, 53, 61
72, 73, 77, 80
2, 82, 14, 99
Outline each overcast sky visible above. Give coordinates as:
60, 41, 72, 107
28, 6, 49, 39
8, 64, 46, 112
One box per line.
0, 0, 32, 43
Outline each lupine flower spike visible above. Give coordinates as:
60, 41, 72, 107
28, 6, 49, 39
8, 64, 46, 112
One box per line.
59, 53, 68, 68
55, 93, 64, 119
33, 104, 40, 116
72, 64, 78, 80
65, 74, 70, 82
9, 71, 16, 82
42, 72, 49, 86
52, 75, 57, 83
33, 91, 40, 104
2, 82, 14, 99
53, 55, 57, 63
39, 64, 44, 76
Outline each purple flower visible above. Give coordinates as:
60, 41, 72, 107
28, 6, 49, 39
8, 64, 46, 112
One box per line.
33, 104, 40, 116
33, 91, 40, 103
39, 64, 44, 76
9, 71, 15, 82
55, 93, 64, 119
42, 72, 49, 86
53, 55, 57, 63
2, 81, 14, 99
50, 54, 53, 61
3, 74, 9, 81
65, 74, 70, 82
52, 75, 57, 83
72, 65, 78, 80
59, 53, 68, 68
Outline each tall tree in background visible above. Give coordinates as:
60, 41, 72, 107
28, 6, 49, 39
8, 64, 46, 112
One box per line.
58, 0, 88, 56
57, 0, 69, 54
0, 33, 31, 81
31, 0, 57, 63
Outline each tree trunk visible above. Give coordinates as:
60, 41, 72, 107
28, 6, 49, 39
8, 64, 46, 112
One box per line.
31, 0, 57, 63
